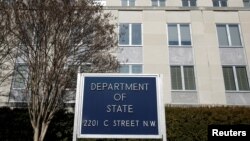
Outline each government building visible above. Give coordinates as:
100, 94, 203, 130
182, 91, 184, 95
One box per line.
1, 0, 250, 106
106, 0, 250, 106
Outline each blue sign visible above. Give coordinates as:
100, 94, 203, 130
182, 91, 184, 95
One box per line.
81, 76, 159, 135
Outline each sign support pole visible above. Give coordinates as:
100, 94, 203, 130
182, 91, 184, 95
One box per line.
159, 74, 167, 141
73, 73, 82, 141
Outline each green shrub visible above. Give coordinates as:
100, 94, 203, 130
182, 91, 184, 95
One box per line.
0, 107, 33, 141
165, 106, 250, 141
44, 109, 74, 141
0, 106, 250, 141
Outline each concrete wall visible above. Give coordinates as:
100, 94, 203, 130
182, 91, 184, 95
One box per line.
142, 10, 170, 103
106, 0, 245, 7
1, 0, 250, 106
113, 0, 250, 105
0, 62, 14, 106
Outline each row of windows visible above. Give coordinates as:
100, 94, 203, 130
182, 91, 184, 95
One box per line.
11, 63, 93, 89
120, 65, 250, 91
119, 64, 143, 73
119, 23, 243, 47
11, 64, 143, 89
12, 63, 250, 92
2, 0, 250, 7
116, 0, 250, 7
171, 66, 250, 91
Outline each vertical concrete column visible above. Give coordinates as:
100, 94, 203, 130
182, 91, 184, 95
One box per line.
192, 10, 226, 104
143, 10, 170, 104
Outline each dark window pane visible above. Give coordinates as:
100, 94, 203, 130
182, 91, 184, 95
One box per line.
66, 65, 78, 88
13, 64, 28, 89
243, 0, 250, 7
190, 0, 196, 6
184, 66, 196, 90
168, 24, 179, 45
217, 25, 229, 46
236, 67, 250, 90
182, 0, 189, 6
80, 64, 92, 73
2, 0, 16, 5
132, 65, 142, 73
119, 65, 129, 73
223, 67, 236, 90
180, 24, 191, 45
129, 0, 135, 6
152, 0, 158, 6
159, 0, 165, 6
229, 25, 242, 46
213, 0, 219, 7
132, 23, 142, 45
121, 0, 127, 6
171, 66, 182, 90
221, 0, 227, 7
119, 23, 129, 45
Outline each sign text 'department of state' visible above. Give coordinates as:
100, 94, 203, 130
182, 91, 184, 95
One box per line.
73, 74, 166, 140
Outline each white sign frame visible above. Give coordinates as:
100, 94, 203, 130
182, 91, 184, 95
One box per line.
73, 73, 167, 141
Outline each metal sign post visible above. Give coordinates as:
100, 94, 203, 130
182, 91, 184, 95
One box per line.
73, 74, 167, 141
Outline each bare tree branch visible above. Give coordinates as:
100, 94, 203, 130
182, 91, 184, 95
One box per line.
1, 0, 119, 141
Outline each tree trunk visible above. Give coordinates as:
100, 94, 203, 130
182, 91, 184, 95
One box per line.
39, 122, 49, 141
33, 122, 49, 141
33, 127, 40, 141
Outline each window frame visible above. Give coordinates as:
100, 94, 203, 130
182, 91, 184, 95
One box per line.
243, 0, 250, 7
1, 0, 16, 5
65, 63, 92, 90
119, 23, 143, 47
11, 63, 28, 89
182, 0, 197, 7
151, 0, 166, 7
121, 0, 135, 6
167, 23, 193, 47
216, 24, 243, 48
222, 66, 250, 92
170, 65, 196, 91
119, 64, 143, 74
213, 0, 228, 7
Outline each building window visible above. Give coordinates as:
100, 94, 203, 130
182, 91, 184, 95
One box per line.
222, 66, 250, 91
243, 0, 250, 7
152, 0, 166, 7
213, 0, 227, 7
170, 66, 196, 90
66, 65, 78, 89
93, 0, 106, 6
1, 0, 16, 5
182, 0, 196, 7
216, 24, 242, 47
168, 24, 192, 46
66, 64, 92, 89
12, 64, 28, 89
119, 64, 142, 74
119, 23, 142, 46
121, 0, 135, 6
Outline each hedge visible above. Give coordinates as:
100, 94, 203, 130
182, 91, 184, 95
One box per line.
166, 106, 250, 141
0, 106, 250, 141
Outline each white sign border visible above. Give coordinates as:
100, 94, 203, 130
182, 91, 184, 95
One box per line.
73, 73, 166, 141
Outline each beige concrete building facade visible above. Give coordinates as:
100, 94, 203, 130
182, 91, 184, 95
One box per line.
105, 0, 250, 106
1, 0, 250, 106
